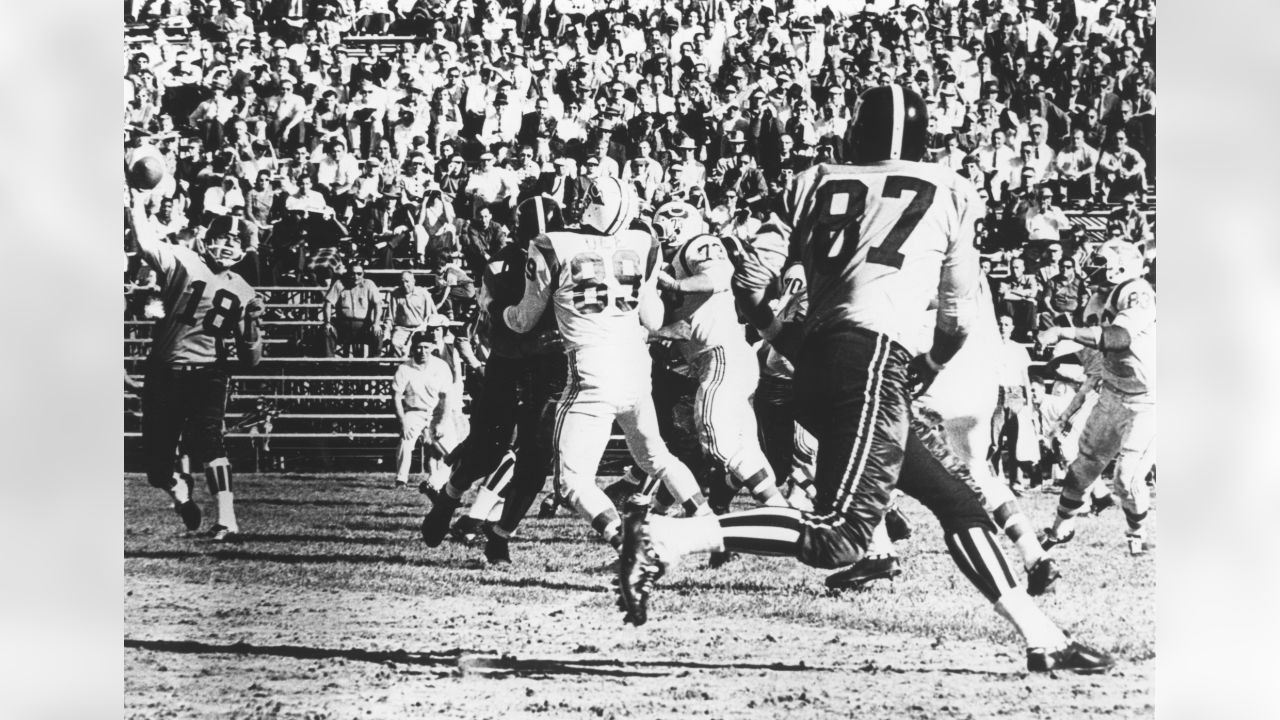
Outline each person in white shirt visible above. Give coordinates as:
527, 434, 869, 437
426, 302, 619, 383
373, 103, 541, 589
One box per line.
1024, 186, 1073, 243
1053, 128, 1099, 204
392, 331, 456, 488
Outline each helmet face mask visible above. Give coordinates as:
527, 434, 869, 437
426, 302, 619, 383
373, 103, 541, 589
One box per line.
1087, 240, 1144, 287
204, 233, 245, 269
845, 84, 930, 163
652, 201, 706, 259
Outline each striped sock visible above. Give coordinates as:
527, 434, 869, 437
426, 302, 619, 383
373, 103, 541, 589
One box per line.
944, 526, 1019, 604
992, 501, 1046, 570
718, 506, 804, 557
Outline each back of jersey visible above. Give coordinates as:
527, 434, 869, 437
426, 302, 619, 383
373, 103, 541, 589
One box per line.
539, 229, 659, 354
787, 161, 983, 351
667, 233, 739, 353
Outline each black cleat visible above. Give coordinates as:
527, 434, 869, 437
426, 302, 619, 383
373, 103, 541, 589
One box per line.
617, 498, 666, 626
885, 506, 913, 542
449, 516, 486, 544
174, 500, 202, 532
1090, 493, 1116, 516
1026, 557, 1061, 596
1038, 527, 1075, 552
418, 481, 439, 501
420, 494, 461, 547
707, 550, 737, 568
537, 495, 559, 519
824, 555, 902, 592
603, 478, 639, 509
207, 525, 239, 543
1027, 640, 1116, 674
483, 524, 510, 565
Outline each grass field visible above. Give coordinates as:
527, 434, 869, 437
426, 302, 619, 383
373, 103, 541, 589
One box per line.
124, 472, 1155, 719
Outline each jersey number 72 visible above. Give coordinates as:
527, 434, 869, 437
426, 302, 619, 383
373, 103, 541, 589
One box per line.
806, 175, 937, 271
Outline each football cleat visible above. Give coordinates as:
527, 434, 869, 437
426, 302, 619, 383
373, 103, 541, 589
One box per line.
824, 555, 902, 592
449, 516, 486, 544
1027, 641, 1115, 675
1025, 557, 1062, 597
1126, 533, 1149, 556
418, 480, 439, 500
483, 524, 511, 565
885, 506, 913, 542
537, 495, 560, 519
1039, 527, 1075, 551
707, 550, 737, 569
602, 478, 639, 509
617, 498, 667, 626
420, 494, 461, 547
174, 500, 202, 532
208, 525, 238, 543
1089, 493, 1116, 516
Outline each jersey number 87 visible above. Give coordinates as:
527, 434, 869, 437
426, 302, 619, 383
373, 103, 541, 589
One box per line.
807, 176, 937, 271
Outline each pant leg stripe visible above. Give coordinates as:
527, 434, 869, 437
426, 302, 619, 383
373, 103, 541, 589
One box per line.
550, 353, 582, 502
944, 531, 992, 600
699, 347, 727, 463
718, 507, 804, 531
834, 334, 891, 518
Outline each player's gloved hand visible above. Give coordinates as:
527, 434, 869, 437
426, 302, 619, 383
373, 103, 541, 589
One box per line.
906, 353, 944, 398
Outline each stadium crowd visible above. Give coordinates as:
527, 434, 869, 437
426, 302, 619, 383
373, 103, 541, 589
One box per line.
123, 0, 1156, 493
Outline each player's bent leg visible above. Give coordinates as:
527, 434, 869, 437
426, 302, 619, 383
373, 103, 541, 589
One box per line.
620, 396, 711, 518
445, 355, 521, 494
555, 390, 625, 547
694, 347, 786, 507
1046, 393, 1125, 547
1109, 400, 1155, 554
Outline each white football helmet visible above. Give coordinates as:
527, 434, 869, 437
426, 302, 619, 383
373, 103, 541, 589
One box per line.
1087, 240, 1144, 286
651, 201, 707, 257
580, 175, 639, 236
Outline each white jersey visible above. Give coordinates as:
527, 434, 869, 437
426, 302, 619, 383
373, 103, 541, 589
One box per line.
786, 161, 983, 352
503, 228, 661, 358
141, 242, 257, 365
1095, 279, 1156, 396
915, 280, 1003, 421
663, 233, 741, 355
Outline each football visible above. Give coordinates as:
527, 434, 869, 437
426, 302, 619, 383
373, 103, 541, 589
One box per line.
126, 153, 167, 191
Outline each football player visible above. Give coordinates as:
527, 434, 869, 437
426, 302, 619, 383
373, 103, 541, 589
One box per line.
501, 177, 713, 550
654, 217, 789, 508
420, 194, 569, 564
616, 85, 1113, 674
826, 279, 1061, 596
127, 198, 264, 542
1037, 240, 1156, 555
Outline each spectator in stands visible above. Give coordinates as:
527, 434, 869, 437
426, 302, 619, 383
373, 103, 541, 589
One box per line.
1024, 186, 1072, 243
324, 263, 383, 358
382, 271, 438, 357
998, 256, 1040, 343
1039, 254, 1088, 329
1053, 127, 1099, 205
285, 174, 333, 216
457, 205, 509, 278
1097, 129, 1147, 202
464, 151, 520, 224
1108, 191, 1154, 249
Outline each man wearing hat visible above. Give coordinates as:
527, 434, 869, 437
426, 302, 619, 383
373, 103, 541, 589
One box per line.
478, 91, 522, 149
709, 129, 748, 198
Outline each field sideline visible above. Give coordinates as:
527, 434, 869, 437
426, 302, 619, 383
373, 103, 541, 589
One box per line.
124, 472, 1155, 719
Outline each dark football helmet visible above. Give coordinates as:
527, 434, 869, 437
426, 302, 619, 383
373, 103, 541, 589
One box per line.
844, 84, 930, 163
514, 194, 565, 245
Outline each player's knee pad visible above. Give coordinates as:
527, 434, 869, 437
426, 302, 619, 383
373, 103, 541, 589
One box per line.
204, 457, 232, 495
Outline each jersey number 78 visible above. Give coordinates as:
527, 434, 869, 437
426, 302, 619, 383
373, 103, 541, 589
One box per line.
806, 175, 937, 271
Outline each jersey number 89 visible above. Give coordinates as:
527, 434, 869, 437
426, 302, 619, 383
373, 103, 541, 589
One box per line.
569, 250, 643, 314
